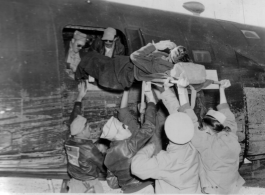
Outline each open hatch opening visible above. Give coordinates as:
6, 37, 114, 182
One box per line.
62, 25, 129, 84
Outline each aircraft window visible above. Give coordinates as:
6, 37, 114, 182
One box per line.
62, 25, 128, 81
241, 30, 260, 39
192, 50, 212, 63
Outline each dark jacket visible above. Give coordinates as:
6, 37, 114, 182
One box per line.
149, 100, 169, 154
65, 102, 107, 181
104, 102, 156, 193
92, 37, 125, 57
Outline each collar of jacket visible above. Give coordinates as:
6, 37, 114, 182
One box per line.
167, 141, 192, 152
73, 137, 96, 143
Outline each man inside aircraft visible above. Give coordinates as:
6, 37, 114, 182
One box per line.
65, 81, 107, 193
92, 27, 125, 58
65, 30, 87, 79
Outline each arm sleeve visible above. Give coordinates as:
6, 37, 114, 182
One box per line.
130, 43, 156, 66
78, 158, 99, 176
90, 147, 107, 174
117, 107, 139, 132
132, 144, 182, 183
131, 144, 160, 180
114, 39, 125, 56
69, 102, 82, 125
178, 103, 210, 150
161, 88, 180, 114
127, 102, 156, 153
217, 103, 238, 135
78, 145, 107, 179
106, 170, 119, 189
77, 145, 102, 176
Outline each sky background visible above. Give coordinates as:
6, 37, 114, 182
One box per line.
106, 0, 265, 27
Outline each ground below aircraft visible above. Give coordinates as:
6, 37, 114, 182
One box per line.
0, 0, 265, 190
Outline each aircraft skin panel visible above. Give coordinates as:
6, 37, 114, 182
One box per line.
0, 0, 67, 176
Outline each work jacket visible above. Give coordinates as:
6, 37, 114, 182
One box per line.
104, 102, 156, 193
131, 89, 201, 194
65, 102, 107, 181
189, 103, 245, 194
117, 101, 168, 155
92, 37, 125, 58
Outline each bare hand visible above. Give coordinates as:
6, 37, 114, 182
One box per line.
154, 40, 176, 50
163, 78, 174, 90
220, 79, 231, 89
77, 80, 88, 101
177, 72, 189, 88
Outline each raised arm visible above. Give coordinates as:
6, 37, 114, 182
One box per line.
217, 80, 238, 134
116, 88, 140, 134
120, 89, 129, 108
219, 80, 229, 104
126, 86, 157, 153
69, 81, 88, 124
160, 78, 179, 114
130, 43, 156, 62
175, 75, 198, 125
130, 41, 176, 65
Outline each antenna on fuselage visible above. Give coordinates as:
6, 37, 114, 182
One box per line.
183, 1, 205, 16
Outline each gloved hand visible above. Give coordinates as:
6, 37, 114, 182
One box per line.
163, 77, 174, 90
177, 72, 189, 88
76, 80, 89, 102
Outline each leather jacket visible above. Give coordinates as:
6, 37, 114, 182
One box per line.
91, 37, 125, 58
104, 102, 156, 193
65, 102, 107, 181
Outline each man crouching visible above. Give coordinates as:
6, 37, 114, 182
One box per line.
100, 85, 157, 194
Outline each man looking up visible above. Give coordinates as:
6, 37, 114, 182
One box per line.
92, 27, 125, 58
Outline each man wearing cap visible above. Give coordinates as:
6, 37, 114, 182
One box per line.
65, 81, 107, 193
92, 27, 125, 58
100, 85, 157, 194
65, 30, 87, 79
131, 77, 201, 194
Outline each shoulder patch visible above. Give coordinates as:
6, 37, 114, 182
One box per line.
65, 144, 80, 167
